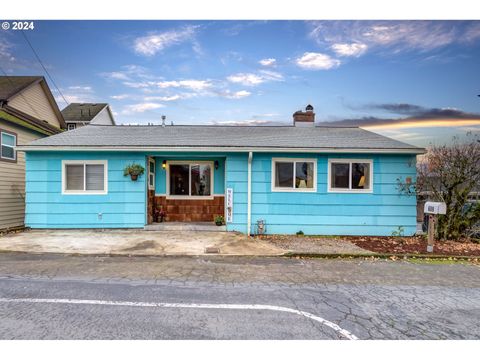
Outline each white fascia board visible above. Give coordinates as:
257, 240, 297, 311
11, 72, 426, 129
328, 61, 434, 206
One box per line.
17, 146, 426, 154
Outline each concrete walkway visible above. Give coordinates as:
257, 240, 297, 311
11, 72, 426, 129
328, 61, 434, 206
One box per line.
0, 229, 285, 256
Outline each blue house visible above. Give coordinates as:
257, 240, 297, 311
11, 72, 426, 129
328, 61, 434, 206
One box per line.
18, 105, 424, 236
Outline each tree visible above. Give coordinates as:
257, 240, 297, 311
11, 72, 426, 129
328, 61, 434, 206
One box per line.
417, 133, 480, 240
398, 133, 480, 240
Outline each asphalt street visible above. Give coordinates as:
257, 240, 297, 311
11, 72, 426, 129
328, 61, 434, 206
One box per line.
0, 254, 478, 339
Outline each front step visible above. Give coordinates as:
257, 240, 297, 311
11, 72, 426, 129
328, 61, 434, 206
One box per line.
144, 222, 226, 232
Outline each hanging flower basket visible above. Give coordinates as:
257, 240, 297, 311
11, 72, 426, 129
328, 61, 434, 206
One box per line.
123, 163, 145, 181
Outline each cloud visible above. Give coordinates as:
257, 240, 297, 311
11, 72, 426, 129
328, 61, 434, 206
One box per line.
124, 79, 213, 91
308, 21, 480, 57
227, 70, 284, 86
122, 102, 165, 114
68, 86, 92, 91
295, 52, 341, 70
259, 58, 276, 66
144, 95, 182, 101
358, 103, 480, 120
227, 73, 264, 86
110, 94, 129, 100
55, 85, 96, 106
319, 103, 480, 130
0, 36, 15, 65
100, 65, 151, 81
258, 70, 283, 81
209, 119, 282, 126
331, 43, 368, 57
221, 90, 251, 99
133, 25, 198, 56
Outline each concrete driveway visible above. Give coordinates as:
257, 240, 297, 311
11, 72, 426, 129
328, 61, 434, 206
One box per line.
0, 229, 285, 256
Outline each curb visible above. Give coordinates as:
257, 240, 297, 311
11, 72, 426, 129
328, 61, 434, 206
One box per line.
0, 249, 478, 261
282, 252, 480, 261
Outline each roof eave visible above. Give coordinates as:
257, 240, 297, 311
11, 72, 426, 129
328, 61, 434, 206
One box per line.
16, 145, 426, 155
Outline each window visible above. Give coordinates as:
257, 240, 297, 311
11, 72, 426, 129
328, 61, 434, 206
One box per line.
148, 158, 155, 190
328, 159, 373, 193
1, 131, 16, 161
62, 160, 108, 194
67, 123, 76, 131
167, 161, 213, 198
271, 158, 316, 192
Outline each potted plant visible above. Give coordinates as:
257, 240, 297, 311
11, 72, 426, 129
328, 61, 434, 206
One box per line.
154, 207, 166, 223
123, 163, 145, 181
214, 215, 225, 226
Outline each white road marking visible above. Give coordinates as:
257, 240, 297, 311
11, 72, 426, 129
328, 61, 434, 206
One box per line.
0, 297, 358, 340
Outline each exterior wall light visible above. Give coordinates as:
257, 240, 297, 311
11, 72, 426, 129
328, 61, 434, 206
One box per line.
162, 160, 167, 169
214, 160, 219, 170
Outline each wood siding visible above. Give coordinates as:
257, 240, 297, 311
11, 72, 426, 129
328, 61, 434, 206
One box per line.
154, 196, 225, 222
8, 83, 62, 128
0, 120, 43, 229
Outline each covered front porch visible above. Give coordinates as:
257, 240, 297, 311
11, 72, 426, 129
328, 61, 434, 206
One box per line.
145, 155, 227, 226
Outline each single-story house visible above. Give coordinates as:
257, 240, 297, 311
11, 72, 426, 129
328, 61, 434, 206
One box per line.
18, 105, 425, 236
0, 76, 65, 231
61, 103, 116, 131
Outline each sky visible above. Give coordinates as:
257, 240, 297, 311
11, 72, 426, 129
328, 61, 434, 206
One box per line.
1, 20, 480, 146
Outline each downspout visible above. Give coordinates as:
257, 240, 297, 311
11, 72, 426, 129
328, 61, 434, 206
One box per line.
247, 151, 253, 237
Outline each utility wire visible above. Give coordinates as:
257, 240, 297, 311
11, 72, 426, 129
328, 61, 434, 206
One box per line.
20, 30, 69, 106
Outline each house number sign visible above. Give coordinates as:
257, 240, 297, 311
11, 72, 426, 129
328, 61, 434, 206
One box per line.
226, 188, 233, 223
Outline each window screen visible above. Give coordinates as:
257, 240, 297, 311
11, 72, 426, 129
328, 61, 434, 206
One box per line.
65, 164, 84, 190
86, 164, 104, 191
275, 162, 294, 188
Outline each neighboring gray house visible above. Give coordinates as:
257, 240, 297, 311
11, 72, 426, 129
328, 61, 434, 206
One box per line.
61, 103, 115, 130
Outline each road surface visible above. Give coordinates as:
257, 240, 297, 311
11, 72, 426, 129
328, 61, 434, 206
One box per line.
0, 254, 478, 339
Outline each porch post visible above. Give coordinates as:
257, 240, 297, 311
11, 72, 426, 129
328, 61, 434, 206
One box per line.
247, 151, 253, 237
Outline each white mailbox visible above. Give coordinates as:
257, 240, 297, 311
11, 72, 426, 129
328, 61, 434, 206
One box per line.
424, 202, 446, 215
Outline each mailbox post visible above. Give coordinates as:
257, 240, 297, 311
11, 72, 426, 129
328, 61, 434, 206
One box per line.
423, 202, 447, 253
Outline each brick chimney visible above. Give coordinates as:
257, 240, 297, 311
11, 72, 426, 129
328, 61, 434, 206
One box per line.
293, 104, 315, 127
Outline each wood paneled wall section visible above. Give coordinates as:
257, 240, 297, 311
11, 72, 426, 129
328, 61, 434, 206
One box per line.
154, 196, 224, 222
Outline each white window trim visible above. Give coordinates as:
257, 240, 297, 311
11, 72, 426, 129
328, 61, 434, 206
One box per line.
271, 157, 317, 193
327, 158, 373, 193
1, 131, 16, 160
148, 158, 155, 190
62, 160, 108, 195
166, 160, 214, 200
67, 123, 76, 131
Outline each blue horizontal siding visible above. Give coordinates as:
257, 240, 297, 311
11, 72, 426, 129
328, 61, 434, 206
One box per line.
25, 151, 147, 229
226, 152, 418, 236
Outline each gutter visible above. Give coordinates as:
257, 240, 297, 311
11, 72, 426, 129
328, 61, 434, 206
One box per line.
16, 146, 426, 155
247, 151, 252, 237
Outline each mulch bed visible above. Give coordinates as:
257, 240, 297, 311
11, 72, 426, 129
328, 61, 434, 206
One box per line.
346, 236, 480, 256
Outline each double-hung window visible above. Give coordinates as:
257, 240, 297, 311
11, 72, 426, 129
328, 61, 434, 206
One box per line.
271, 158, 317, 192
167, 161, 213, 198
0, 130, 17, 161
62, 160, 108, 194
328, 159, 373, 193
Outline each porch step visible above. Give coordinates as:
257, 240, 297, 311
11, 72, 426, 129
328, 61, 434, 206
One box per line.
144, 222, 226, 232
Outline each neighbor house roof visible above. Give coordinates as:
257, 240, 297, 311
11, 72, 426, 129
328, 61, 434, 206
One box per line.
0, 75, 66, 129
61, 103, 109, 123
19, 124, 425, 154
0, 76, 43, 101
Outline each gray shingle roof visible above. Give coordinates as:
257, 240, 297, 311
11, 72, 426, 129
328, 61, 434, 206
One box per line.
61, 103, 108, 122
21, 124, 424, 153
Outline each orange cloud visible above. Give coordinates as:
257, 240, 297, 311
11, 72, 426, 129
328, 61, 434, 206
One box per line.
363, 119, 480, 130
